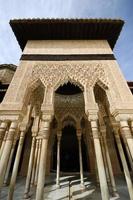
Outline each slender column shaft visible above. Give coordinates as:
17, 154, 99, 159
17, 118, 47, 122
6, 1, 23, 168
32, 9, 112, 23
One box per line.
36, 138, 48, 200
95, 160, 99, 184
78, 136, 84, 187
91, 120, 109, 200
100, 136, 110, 184
0, 122, 7, 148
56, 134, 61, 187
121, 134, 133, 171
31, 139, 39, 186
24, 115, 40, 198
24, 137, 36, 199
0, 130, 8, 160
113, 125, 133, 200
0, 122, 17, 188
4, 138, 17, 185
7, 130, 26, 200
34, 139, 42, 185
87, 135, 95, 174
102, 133, 118, 196
36, 118, 51, 200
120, 121, 133, 161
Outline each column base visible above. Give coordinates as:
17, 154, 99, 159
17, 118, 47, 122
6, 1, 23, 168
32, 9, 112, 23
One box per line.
56, 184, 60, 189
3, 183, 8, 187
112, 191, 119, 198
80, 183, 85, 189
23, 193, 31, 200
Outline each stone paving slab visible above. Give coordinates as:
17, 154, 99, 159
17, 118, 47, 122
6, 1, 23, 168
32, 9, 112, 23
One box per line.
0, 174, 131, 200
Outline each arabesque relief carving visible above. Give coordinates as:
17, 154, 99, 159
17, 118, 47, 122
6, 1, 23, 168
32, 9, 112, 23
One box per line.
31, 63, 109, 90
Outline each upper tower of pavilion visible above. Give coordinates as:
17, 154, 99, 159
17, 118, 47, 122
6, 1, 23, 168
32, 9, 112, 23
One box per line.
10, 18, 124, 52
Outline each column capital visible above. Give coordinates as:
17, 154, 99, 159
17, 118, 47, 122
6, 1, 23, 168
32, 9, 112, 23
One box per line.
57, 130, 62, 139
100, 126, 106, 137
19, 123, 27, 132
41, 113, 53, 122
6, 121, 18, 141
0, 121, 8, 140
76, 129, 82, 139
90, 120, 100, 139
38, 118, 51, 139
120, 121, 133, 139
112, 110, 133, 122
86, 109, 98, 122
31, 116, 40, 134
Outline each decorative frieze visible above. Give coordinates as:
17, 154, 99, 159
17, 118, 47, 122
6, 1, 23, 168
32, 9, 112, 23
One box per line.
31, 63, 109, 89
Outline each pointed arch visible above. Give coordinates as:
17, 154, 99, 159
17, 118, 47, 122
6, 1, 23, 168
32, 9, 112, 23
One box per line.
53, 78, 84, 93
23, 78, 45, 108
61, 114, 77, 129
93, 78, 108, 91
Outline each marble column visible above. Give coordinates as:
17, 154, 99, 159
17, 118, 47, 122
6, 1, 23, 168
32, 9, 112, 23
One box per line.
113, 123, 133, 200
0, 121, 17, 189
0, 130, 8, 160
56, 131, 62, 188
120, 121, 133, 161
4, 136, 18, 185
91, 120, 109, 200
121, 132, 133, 171
23, 136, 36, 199
0, 121, 8, 148
101, 128, 118, 197
31, 139, 39, 186
34, 139, 42, 185
77, 129, 84, 188
100, 134, 110, 184
7, 127, 26, 200
36, 114, 51, 200
24, 115, 40, 199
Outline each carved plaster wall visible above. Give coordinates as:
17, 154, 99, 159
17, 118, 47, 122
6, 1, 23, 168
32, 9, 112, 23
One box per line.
54, 93, 85, 123
0, 59, 133, 120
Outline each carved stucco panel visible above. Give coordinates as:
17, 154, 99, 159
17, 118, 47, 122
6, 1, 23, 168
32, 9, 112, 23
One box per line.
15, 65, 34, 102
2, 66, 27, 103
105, 60, 133, 104
31, 63, 109, 90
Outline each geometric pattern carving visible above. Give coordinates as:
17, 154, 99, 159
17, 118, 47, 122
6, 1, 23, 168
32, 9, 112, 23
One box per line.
54, 93, 85, 121
31, 63, 109, 90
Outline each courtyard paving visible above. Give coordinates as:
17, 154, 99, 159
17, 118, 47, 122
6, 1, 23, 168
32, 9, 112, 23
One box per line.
0, 173, 131, 199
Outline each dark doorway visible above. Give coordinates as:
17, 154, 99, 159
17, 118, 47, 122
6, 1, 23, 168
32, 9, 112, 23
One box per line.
55, 82, 83, 95
60, 125, 79, 172
52, 125, 89, 172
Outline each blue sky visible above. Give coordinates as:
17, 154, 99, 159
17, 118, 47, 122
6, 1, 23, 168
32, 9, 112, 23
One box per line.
0, 0, 133, 80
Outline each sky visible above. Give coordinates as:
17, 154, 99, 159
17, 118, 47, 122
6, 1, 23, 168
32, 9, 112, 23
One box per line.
0, 0, 133, 80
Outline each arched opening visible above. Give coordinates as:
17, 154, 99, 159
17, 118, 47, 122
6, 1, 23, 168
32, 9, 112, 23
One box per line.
52, 124, 89, 173
19, 82, 45, 176
51, 81, 89, 174
60, 125, 79, 172
55, 81, 83, 95
93, 83, 123, 174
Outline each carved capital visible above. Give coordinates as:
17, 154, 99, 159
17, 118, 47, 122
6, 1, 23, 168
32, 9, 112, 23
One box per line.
76, 129, 82, 138
92, 130, 99, 139
19, 123, 27, 132
6, 121, 18, 141
31, 116, 40, 136
100, 126, 106, 137
90, 120, 100, 139
120, 121, 133, 139
112, 110, 133, 122
87, 113, 98, 122
38, 118, 51, 139
57, 130, 62, 138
